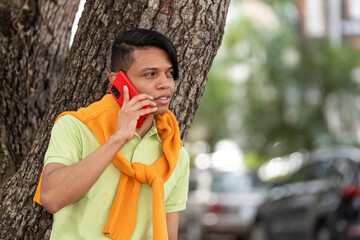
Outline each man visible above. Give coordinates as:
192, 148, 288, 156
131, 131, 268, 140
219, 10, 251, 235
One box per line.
34, 29, 190, 240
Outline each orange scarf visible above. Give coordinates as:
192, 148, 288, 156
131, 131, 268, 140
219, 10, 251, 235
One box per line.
34, 94, 183, 240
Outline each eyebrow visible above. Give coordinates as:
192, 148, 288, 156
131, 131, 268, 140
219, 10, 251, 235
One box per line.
140, 67, 174, 72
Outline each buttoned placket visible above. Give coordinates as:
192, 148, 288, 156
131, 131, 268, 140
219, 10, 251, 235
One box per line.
130, 122, 159, 163
120, 119, 162, 164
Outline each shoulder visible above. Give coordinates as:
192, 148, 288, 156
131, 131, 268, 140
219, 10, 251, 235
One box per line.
51, 115, 94, 143
55, 114, 82, 125
54, 115, 90, 133
179, 147, 190, 162
176, 146, 190, 171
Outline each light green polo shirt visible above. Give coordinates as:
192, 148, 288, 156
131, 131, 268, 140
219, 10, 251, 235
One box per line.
44, 115, 190, 240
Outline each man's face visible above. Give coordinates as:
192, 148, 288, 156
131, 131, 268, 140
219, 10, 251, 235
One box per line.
126, 47, 175, 115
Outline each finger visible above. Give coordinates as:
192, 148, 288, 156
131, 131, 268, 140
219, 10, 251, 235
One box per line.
123, 85, 130, 105
138, 106, 158, 116
130, 93, 154, 103
131, 99, 156, 110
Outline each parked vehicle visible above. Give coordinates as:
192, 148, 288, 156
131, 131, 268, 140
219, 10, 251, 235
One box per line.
182, 169, 266, 240
250, 146, 360, 240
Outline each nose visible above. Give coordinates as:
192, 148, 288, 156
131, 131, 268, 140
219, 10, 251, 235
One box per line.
157, 73, 171, 89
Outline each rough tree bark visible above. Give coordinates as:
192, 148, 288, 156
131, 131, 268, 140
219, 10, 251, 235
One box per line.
0, 0, 230, 239
0, 0, 80, 183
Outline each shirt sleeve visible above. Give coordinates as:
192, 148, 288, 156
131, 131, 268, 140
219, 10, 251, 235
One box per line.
44, 115, 83, 166
165, 147, 190, 213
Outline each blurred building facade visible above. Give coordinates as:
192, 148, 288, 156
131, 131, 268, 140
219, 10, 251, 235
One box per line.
297, 0, 360, 48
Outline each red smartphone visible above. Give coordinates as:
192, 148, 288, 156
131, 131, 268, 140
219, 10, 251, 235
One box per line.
109, 71, 150, 128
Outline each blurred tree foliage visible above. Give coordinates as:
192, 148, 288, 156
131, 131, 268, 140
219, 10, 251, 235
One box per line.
188, 0, 360, 169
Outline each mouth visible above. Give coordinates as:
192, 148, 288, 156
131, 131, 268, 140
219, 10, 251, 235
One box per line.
154, 94, 171, 104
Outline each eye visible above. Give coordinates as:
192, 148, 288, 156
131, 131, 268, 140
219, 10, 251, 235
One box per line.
145, 72, 155, 77
166, 70, 174, 78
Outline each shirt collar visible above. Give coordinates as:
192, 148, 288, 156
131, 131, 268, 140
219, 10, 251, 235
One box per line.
135, 118, 162, 143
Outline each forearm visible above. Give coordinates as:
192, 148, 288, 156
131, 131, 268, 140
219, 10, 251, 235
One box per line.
166, 212, 180, 240
41, 134, 126, 213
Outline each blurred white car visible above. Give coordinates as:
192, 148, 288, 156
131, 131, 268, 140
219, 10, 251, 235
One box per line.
181, 169, 266, 240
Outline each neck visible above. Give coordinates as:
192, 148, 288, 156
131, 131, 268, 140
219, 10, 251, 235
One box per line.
136, 114, 155, 138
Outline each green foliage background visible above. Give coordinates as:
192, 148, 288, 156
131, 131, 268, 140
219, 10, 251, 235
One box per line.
187, 0, 360, 169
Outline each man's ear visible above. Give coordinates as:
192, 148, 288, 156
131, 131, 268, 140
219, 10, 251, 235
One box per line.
109, 72, 117, 84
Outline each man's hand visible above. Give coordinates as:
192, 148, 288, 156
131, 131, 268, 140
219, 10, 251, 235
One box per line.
114, 85, 157, 142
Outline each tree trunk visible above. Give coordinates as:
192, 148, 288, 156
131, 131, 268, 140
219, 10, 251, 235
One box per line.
0, 0, 80, 183
0, 0, 230, 239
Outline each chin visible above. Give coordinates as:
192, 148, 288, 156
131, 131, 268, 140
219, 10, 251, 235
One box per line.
155, 107, 169, 115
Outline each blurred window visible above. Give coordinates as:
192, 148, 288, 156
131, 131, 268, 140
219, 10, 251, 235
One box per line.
288, 157, 360, 185
210, 173, 259, 193
334, 158, 358, 183
311, 160, 334, 179
289, 165, 309, 183
289, 160, 336, 183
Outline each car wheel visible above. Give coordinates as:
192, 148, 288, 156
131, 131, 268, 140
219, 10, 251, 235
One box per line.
248, 221, 269, 240
314, 224, 332, 240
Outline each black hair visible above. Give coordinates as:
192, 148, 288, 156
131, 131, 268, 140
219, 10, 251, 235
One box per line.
111, 29, 179, 80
